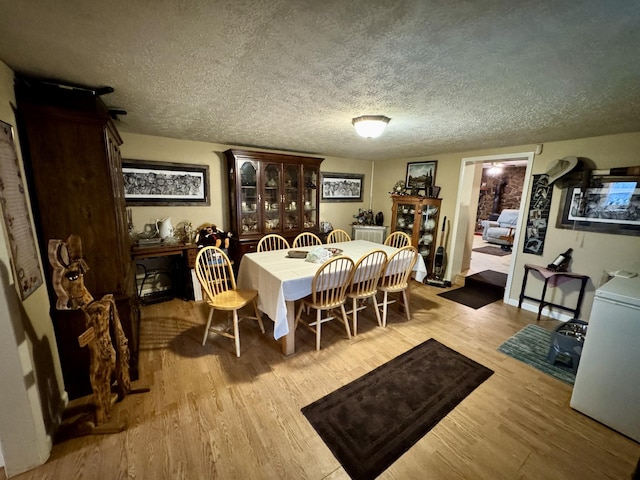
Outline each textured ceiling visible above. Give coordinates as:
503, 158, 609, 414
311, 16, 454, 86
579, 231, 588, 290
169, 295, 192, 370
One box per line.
1, 0, 639, 161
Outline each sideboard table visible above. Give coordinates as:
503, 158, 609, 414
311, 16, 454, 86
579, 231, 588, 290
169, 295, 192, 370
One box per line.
518, 264, 589, 321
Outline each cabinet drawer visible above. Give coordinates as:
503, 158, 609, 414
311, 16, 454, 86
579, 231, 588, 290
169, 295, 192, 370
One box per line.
186, 247, 199, 268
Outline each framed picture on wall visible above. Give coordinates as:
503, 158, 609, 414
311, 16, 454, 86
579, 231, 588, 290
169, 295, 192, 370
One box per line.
405, 161, 437, 188
122, 159, 210, 206
556, 179, 640, 236
321, 172, 364, 202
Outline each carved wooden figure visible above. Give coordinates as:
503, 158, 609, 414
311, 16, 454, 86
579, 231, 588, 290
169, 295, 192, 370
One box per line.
48, 234, 137, 432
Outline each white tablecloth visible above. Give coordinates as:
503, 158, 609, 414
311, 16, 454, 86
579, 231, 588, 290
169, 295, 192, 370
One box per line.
236, 240, 427, 340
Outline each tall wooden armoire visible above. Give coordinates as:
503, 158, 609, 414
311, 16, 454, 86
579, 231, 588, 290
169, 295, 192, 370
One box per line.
15, 77, 139, 399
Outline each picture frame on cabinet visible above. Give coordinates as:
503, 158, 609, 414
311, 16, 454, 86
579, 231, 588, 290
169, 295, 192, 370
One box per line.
405, 161, 437, 189
321, 172, 364, 202
122, 159, 210, 206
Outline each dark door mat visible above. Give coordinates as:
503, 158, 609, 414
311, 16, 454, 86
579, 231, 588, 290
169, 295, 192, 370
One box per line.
465, 270, 507, 289
437, 270, 506, 309
437, 283, 504, 309
472, 246, 511, 257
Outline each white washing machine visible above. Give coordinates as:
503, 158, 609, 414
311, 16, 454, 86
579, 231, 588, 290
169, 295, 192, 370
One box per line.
570, 274, 640, 442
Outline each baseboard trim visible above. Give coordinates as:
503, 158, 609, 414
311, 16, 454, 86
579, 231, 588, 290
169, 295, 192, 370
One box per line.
505, 297, 574, 322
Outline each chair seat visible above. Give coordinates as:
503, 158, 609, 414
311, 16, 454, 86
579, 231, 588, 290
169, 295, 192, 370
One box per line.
208, 289, 259, 310
299, 295, 346, 311
378, 282, 409, 294
346, 289, 376, 300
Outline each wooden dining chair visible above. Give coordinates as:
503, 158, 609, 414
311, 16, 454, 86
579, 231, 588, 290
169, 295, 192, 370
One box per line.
326, 229, 351, 244
257, 234, 290, 252
377, 246, 418, 327
195, 246, 264, 357
292, 232, 322, 248
295, 256, 355, 351
346, 250, 387, 335
384, 231, 412, 248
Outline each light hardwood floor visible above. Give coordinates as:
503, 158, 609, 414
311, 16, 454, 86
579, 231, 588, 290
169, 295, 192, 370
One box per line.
5, 283, 639, 479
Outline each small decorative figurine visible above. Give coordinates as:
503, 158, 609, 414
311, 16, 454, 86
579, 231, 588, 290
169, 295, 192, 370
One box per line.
391, 180, 406, 194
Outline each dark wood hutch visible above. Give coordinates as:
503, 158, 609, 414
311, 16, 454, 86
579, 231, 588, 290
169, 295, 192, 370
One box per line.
224, 149, 323, 264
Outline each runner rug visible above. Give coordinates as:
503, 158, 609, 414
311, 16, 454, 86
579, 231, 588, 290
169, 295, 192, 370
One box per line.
301, 339, 493, 480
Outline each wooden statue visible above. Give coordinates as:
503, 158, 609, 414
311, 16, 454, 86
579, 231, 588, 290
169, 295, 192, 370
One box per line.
48, 234, 144, 434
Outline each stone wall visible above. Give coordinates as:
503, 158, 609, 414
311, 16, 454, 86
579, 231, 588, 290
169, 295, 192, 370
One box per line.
476, 166, 526, 231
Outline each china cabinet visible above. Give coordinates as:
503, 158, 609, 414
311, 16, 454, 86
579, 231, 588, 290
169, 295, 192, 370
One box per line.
390, 195, 441, 276
15, 77, 139, 399
225, 149, 323, 263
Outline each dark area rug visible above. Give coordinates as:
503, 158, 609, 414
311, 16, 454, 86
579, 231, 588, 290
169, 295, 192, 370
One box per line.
498, 324, 575, 385
437, 270, 507, 309
472, 245, 511, 257
301, 339, 493, 480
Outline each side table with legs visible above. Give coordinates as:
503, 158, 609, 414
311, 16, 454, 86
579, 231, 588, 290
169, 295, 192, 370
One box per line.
518, 264, 589, 321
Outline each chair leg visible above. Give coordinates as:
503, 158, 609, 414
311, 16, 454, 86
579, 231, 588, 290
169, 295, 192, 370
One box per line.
253, 299, 265, 333
340, 304, 351, 339
232, 309, 241, 357
402, 289, 411, 321
202, 307, 214, 345
352, 297, 358, 336
316, 309, 322, 351
371, 294, 382, 327
382, 292, 389, 327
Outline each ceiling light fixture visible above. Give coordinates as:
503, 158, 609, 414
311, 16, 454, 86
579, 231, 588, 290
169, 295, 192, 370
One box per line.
487, 162, 504, 176
352, 115, 391, 138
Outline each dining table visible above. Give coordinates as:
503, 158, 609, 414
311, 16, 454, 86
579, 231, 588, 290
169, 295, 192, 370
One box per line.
236, 239, 427, 355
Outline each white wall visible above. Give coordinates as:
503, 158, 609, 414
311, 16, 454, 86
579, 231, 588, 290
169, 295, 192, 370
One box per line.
0, 61, 64, 476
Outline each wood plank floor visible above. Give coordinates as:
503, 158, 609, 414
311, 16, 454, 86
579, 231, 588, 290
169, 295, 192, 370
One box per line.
6, 282, 639, 479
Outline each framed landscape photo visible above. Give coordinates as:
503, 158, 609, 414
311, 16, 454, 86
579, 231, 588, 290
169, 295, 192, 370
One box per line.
321, 172, 364, 202
122, 159, 210, 206
405, 161, 437, 189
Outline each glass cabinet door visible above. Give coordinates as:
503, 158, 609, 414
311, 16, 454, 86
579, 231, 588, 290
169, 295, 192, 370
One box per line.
394, 201, 417, 238
418, 202, 439, 265
303, 167, 319, 229
263, 163, 282, 233
239, 160, 259, 235
283, 165, 300, 231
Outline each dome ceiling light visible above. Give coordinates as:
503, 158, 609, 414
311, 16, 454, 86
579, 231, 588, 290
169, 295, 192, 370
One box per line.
487, 162, 504, 176
352, 115, 391, 138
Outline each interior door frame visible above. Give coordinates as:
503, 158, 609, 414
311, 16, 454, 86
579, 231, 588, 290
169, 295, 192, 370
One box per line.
448, 151, 534, 302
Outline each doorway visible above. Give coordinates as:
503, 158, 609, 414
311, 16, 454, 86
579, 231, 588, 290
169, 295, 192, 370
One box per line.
447, 152, 534, 299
